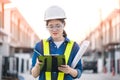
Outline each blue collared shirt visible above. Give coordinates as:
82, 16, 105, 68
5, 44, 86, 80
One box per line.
32, 37, 82, 80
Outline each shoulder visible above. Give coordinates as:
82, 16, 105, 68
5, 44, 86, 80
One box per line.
73, 41, 80, 49
65, 37, 79, 47
69, 39, 80, 48
34, 40, 43, 49
67, 39, 80, 51
74, 41, 80, 46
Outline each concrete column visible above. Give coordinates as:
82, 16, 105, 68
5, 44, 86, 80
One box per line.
24, 59, 27, 72
18, 58, 22, 73
0, 42, 9, 56
0, 55, 2, 80
98, 58, 103, 72
115, 50, 120, 74
106, 52, 111, 73
10, 47, 15, 56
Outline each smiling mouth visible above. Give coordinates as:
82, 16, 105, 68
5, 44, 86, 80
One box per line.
53, 33, 57, 35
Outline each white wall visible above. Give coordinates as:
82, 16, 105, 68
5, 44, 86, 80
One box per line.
14, 53, 31, 73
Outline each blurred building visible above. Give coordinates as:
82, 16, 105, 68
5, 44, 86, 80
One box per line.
0, 0, 10, 79
2, 7, 40, 56
0, 0, 10, 54
0, 1, 40, 79
85, 9, 120, 74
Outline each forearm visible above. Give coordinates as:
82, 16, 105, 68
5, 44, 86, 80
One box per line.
31, 64, 41, 78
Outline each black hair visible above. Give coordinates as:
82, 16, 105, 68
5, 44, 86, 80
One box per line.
63, 30, 67, 37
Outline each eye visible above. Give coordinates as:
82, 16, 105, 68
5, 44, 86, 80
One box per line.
49, 26, 53, 29
47, 25, 53, 29
56, 25, 61, 28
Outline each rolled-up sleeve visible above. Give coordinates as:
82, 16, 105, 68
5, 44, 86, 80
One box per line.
70, 42, 83, 79
75, 69, 82, 79
31, 42, 42, 68
72, 59, 83, 79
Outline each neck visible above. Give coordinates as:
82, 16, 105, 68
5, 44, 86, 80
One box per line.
53, 36, 64, 42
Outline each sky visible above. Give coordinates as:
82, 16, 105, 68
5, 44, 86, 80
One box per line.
6, 0, 119, 42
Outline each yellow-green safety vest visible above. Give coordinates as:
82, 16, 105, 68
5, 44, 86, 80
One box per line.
43, 39, 74, 80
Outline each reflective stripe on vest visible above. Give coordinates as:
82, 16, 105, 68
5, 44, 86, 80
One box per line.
43, 39, 52, 80
43, 39, 74, 80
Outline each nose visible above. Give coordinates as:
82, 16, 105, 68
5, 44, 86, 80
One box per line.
52, 26, 58, 31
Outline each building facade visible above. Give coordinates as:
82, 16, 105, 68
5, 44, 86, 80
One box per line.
0, 0, 10, 79
85, 9, 120, 74
3, 7, 40, 56
0, 1, 40, 79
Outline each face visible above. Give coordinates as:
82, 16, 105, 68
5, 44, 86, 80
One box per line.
46, 19, 65, 40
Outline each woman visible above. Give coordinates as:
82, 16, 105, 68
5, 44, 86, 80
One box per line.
31, 5, 82, 80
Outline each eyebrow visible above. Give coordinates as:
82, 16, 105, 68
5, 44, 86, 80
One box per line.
48, 23, 61, 26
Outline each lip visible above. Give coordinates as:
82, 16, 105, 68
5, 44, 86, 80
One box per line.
53, 33, 58, 35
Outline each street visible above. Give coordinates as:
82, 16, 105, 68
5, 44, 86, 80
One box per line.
77, 71, 120, 80
20, 70, 120, 80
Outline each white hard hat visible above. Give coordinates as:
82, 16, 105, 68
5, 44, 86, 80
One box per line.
44, 5, 66, 21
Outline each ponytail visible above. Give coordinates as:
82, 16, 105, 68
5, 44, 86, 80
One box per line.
63, 30, 67, 37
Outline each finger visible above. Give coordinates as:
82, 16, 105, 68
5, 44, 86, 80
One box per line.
58, 67, 69, 74
58, 67, 62, 72
58, 66, 65, 70
37, 58, 42, 64
58, 67, 65, 72
60, 65, 67, 68
37, 57, 43, 62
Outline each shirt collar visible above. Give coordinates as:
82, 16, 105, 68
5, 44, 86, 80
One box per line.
47, 36, 70, 43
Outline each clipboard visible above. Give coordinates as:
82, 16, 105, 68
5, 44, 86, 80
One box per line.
38, 54, 65, 72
